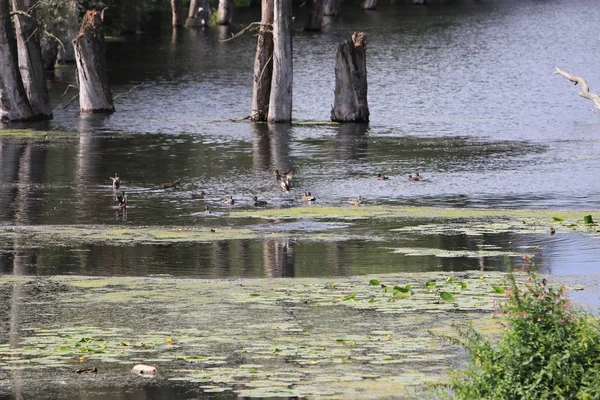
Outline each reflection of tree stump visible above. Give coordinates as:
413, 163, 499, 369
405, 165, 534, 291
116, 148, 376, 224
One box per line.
331, 32, 369, 123
73, 10, 115, 113
361, 0, 376, 10
0, 0, 33, 122
305, 0, 325, 31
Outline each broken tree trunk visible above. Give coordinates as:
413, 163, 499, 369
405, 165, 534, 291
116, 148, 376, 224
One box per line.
217, 0, 233, 25
171, 0, 184, 27
251, 0, 274, 121
324, 0, 341, 16
73, 10, 115, 113
0, 0, 33, 122
331, 32, 369, 123
267, 0, 293, 123
361, 0, 376, 10
555, 67, 600, 109
12, 0, 53, 119
305, 0, 325, 31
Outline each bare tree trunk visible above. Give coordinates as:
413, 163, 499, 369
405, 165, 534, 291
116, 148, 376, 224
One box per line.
324, 0, 341, 16
0, 0, 33, 122
305, 0, 325, 31
331, 32, 369, 123
40, 35, 58, 70
73, 10, 115, 114
12, 0, 52, 119
555, 67, 600, 109
186, 0, 211, 27
217, 0, 233, 25
268, 0, 292, 123
171, 0, 184, 27
251, 0, 274, 121
361, 0, 376, 10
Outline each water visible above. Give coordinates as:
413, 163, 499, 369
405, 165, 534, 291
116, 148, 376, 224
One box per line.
1, 0, 600, 279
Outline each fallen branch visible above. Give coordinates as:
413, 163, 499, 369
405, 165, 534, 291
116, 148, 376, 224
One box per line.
555, 67, 600, 109
219, 22, 266, 42
113, 82, 145, 100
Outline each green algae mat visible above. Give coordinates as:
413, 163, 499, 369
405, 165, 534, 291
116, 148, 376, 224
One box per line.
0, 272, 509, 398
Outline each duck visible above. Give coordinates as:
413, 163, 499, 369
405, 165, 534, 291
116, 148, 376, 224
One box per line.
377, 173, 389, 180
192, 191, 206, 199
253, 196, 268, 207
223, 195, 235, 205
115, 191, 127, 208
348, 196, 362, 206
205, 205, 211, 214
163, 178, 181, 189
275, 169, 293, 193
408, 172, 421, 181
110, 173, 120, 189
297, 192, 316, 202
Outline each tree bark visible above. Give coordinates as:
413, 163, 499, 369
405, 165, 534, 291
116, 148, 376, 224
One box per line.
0, 0, 33, 122
251, 0, 274, 121
304, 0, 325, 31
361, 0, 376, 10
268, 0, 293, 123
331, 32, 369, 123
73, 10, 115, 114
217, 0, 233, 25
12, 0, 52, 119
555, 67, 600, 109
324, 0, 341, 16
171, 0, 184, 27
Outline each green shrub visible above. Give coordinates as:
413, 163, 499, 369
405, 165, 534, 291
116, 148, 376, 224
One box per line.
449, 273, 600, 399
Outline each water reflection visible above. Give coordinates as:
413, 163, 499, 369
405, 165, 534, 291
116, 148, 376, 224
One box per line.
330, 123, 368, 160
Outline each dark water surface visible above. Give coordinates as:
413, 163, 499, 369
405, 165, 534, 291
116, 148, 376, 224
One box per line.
1, 0, 600, 280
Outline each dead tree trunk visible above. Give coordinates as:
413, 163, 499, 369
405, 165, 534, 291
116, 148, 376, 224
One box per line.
555, 67, 600, 109
0, 0, 33, 122
186, 0, 211, 27
305, 0, 325, 31
361, 0, 376, 10
324, 0, 341, 16
12, 0, 52, 119
267, 0, 293, 123
331, 32, 369, 123
73, 10, 115, 113
217, 0, 233, 25
171, 0, 184, 27
251, 0, 274, 121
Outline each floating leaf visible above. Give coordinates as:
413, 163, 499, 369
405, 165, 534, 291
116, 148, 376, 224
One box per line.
425, 280, 437, 290
440, 292, 454, 302
492, 285, 505, 294
552, 216, 566, 221
249, 293, 261, 297
343, 293, 356, 301
369, 279, 380, 286
368, 297, 376, 303
584, 215, 594, 224
456, 282, 467, 289
78, 338, 92, 343
272, 348, 281, 353
444, 276, 455, 283
393, 284, 411, 293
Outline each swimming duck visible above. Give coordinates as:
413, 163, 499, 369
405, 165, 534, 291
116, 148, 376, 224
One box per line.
192, 191, 206, 199
110, 173, 120, 189
377, 173, 389, 180
275, 169, 293, 193
348, 196, 362, 206
163, 178, 181, 189
408, 172, 421, 181
223, 195, 235, 205
115, 191, 127, 208
253, 196, 268, 207
297, 192, 316, 202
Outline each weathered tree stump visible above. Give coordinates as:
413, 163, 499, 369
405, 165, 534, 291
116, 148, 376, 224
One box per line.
73, 10, 115, 113
217, 0, 233, 25
0, 0, 33, 122
12, 0, 52, 119
251, 0, 274, 121
305, 0, 325, 31
361, 0, 376, 10
267, 0, 293, 123
186, 0, 211, 27
324, 0, 341, 16
331, 32, 369, 123
555, 67, 600, 109
171, 0, 184, 27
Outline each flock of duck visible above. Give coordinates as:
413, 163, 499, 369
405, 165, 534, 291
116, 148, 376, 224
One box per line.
108, 170, 422, 213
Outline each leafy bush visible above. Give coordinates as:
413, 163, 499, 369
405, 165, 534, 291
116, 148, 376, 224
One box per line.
449, 273, 600, 399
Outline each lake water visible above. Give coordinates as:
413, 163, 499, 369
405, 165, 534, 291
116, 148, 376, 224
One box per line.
1, 0, 600, 279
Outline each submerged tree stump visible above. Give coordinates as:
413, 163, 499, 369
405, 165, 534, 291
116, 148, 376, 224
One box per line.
12, 0, 52, 119
331, 32, 369, 123
171, 0, 184, 27
217, 0, 233, 25
251, 0, 274, 121
268, 0, 293, 123
361, 0, 376, 10
0, 0, 33, 122
305, 0, 325, 31
73, 10, 115, 113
